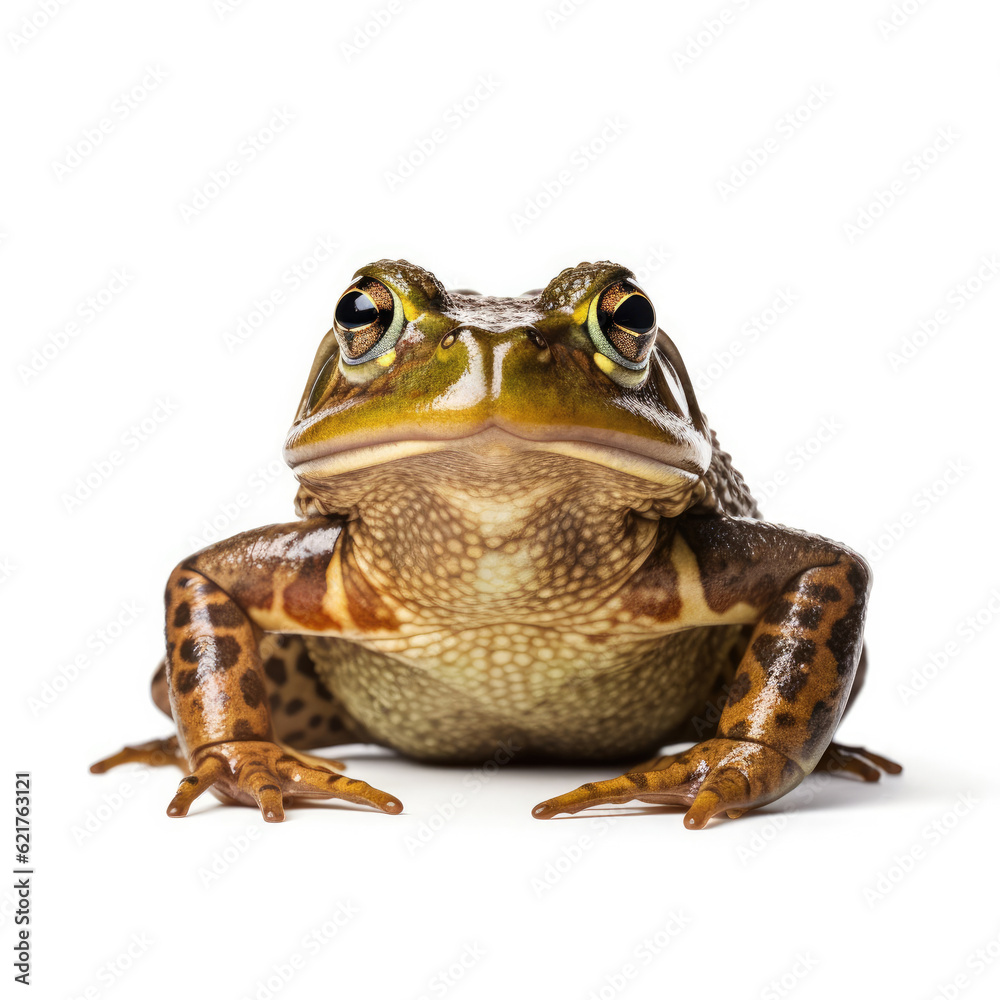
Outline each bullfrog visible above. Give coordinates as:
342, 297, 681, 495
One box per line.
91, 259, 901, 828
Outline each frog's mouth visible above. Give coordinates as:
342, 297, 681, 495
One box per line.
285, 423, 707, 491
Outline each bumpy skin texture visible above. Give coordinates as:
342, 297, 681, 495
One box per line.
91, 259, 900, 827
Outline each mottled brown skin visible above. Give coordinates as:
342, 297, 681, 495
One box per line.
91, 259, 900, 827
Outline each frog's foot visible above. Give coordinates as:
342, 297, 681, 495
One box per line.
165, 740, 403, 823
273, 739, 347, 773
817, 741, 903, 782
532, 738, 803, 830
90, 736, 185, 774
628, 748, 689, 773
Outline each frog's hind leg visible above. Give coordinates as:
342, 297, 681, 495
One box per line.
818, 742, 902, 781
257, 634, 370, 753
632, 649, 902, 783
90, 733, 186, 773
814, 649, 902, 781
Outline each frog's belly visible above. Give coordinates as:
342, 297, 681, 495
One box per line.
303, 624, 745, 763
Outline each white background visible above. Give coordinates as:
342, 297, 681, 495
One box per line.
4, 1, 1000, 997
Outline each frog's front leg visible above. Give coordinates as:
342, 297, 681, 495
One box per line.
533, 516, 901, 829
160, 518, 402, 823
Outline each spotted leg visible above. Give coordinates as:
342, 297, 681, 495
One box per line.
96, 518, 403, 823
533, 516, 902, 828
92, 633, 371, 778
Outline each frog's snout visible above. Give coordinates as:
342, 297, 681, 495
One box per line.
434, 324, 553, 398
438, 324, 548, 353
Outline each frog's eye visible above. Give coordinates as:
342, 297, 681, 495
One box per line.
587, 280, 657, 370
333, 277, 404, 365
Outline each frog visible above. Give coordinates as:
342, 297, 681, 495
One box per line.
91, 258, 901, 828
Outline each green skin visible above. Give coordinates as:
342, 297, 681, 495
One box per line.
91, 259, 901, 827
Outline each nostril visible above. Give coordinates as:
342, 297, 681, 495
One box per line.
526, 328, 546, 349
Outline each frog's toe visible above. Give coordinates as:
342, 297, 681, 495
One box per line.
287, 767, 403, 815
818, 742, 903, 782
90, 735, 185, 774
166, 756, 227, 818
275, 741, 346, 774
682, 767, 756, 829
533, 738, 804, 828
533, 768, 698, 819
165, 741, 403, 822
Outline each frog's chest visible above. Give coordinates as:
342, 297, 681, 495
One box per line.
303, 623, 745, 763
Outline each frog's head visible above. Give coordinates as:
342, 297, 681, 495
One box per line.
284, 260, 714, 517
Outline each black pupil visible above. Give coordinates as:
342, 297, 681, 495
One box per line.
335, 290, 378, 330
613, 293, 655, 334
